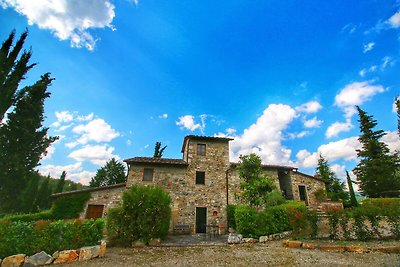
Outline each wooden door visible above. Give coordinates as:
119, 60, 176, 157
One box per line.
85, 204, 104, 219
196, 207, 207, 233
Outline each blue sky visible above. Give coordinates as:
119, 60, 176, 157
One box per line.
1, 0, 399, 185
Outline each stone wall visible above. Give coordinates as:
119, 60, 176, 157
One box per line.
290, 171, 326, 206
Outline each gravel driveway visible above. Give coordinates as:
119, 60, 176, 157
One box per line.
61, 241, 400, 267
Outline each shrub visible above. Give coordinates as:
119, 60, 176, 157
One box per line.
0, 218, 104, 258
107, 185, 171, 246
227, 204, 236, 230
263, 190, 286, 208
234, 205, 258, 237
314, 188, 327, 202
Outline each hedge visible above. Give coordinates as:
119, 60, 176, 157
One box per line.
107, 184, 171, 246
234, 201, 317, 238
0, 218, 104, 258
1, 192, 90, 223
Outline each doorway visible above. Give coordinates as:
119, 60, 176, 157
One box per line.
298, 185, 309, 205
196, 207, 207, 233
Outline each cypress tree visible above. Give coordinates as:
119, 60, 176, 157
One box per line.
153, 141, 167, 158
353, 106, 400, 197
54, 171, 66, 193
35, 176, 52, 211
346, 170, 358, 207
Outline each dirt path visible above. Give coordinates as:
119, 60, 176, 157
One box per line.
61, 241, 400, 267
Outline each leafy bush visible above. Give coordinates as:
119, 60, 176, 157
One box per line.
235, 205, 258, 237
227, 204, 236, 230
314, 188, 327, 202
0, 218, 104, 258
2, 192, 90, 222
107, 184, 171, 246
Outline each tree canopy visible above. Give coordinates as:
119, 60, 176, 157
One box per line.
89, 158, 127, 188
153, 141, 167, 158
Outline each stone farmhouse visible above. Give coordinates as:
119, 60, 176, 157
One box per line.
54, 135, 326, 235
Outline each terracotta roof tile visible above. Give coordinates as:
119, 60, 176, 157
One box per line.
124, 157, 188, 166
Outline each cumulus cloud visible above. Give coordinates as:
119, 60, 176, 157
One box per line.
296, 136, 360, 168
382, 131, 400, 153
68, 144, 118, 165
287, 131, 309, 139
363, 42, 375, 53
295, 101, 322, 114
230, 104, 297, 165
304, 116, 323, 128
325, 120, 353, 138
335, 81, 385, 118
176, 115, 206, 133
38, 162, 95, 185
0, 0, 116, 50
66, 118, 119, 148
388, 11, 400, 28
158, 113, 168, 119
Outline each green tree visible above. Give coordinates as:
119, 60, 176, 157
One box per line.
353, 106, 400, 197
315, 154, 348, 202
54, 171, 66, 194
346, 170, 358, 207
35, 176, 52, 211
153, 141, 167, 158
20, 173, 40, 213
236, 153, 283, 208
89, 158, 126, 187
0, 30, 57, 214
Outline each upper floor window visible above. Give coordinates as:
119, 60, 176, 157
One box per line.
196, 171, 205, 185
143, 168, 154, 182
197, 144, 206, 156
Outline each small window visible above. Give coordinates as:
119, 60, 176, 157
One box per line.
143, 168, 154, 182
197, 144, 206, 156
196, 171, 205, 185
85, 204, 104, 219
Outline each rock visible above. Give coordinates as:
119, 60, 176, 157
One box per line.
53, 250, 78, 264
132, 241, 146, 248
259, 236, 267, 243
24, 251, 53, 266
243, 238, 257, 243
79, 245, 100, 261
227, 233, 242, 244
51, 251, 59, 260
372, 246, 400, 253
319, 245, 345, 252
284, 240, 302, 248
149, 238, 161, 246
99, 240, 107, 257
302, 243, 318, 250
345, 245, 369, 253
1, 254, 26, 267
228, 228, 235, 233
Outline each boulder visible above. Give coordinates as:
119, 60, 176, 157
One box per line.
132, 241, 146, 248
227, 233, 242, 244
1, 254, 26, 267
149, 238, 161, 246
79, 245, 100, 261
259, 236, 267, 243
24, 251, 53, 266
53, 250, 78, 264
283, 240, 302, 248
99, 240, 107, 257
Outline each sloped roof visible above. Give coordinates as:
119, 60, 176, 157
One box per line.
124, 157, 188, 166
230, 162, 296, 171
51, 182, 127, 198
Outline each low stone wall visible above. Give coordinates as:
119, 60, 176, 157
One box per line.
0, 241, 106, 266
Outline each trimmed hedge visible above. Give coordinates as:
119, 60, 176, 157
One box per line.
234, 201, 317, 238
1, 192, 90, 222
107, 184, 171, 246
0, 218, 104, 258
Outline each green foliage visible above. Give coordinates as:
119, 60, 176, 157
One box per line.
346, 170, 358, 207
2, 192, 90, 222
227, 204, 236, 229
0, 31, 58, 214
107, 185, 171, 246
234, 201, 316, 238
237, 153, 278, 207
313, 188, 327, 202
0, 218, 104, 258
54, 171, 66, 194
153, 141, 167, 158
89, 158, 126, 188
354, 106, 400, 197
35, 176, 52, 211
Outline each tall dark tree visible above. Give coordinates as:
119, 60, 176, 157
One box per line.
89, 158, 126, 187
353, 106, 400, 197
153, 141, 167, 158
20, 173, 40, 213
54, 171, 66, 194
315, 154, 348, 202
0, 31, 57, 214
35, 176, 52, 211
346, 170, 358, 207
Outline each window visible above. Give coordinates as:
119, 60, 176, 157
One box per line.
196, 171, 205, 185
197, 144, 206, 156
85, 205, 104, 219
143, 168, 154, 182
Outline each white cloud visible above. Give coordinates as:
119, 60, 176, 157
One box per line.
381, 56, 394, 71
382, 131, 400, 153
230, 104, 297, 165
0, 0, 116, 50
287, 131, 309, 139
304, 116, 323, 128
67, 118, 119, 147
158, 113, 168, 119
68, 144, 118, 165
363, 42, 375, 53
126, 139, 132, 146
39, 162, 82, 179
296, 136, 360, 168
388, 11, 400, 28
330, 164, 347, 183
335, 81, 385, 118
359, 69, 366, 77
325, 120, 353, 138
69, 170, 96, 185
176, 115, 206, 133
295, 101, 322, 114
226, 128, 236, 135
77, 113, 94, 121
